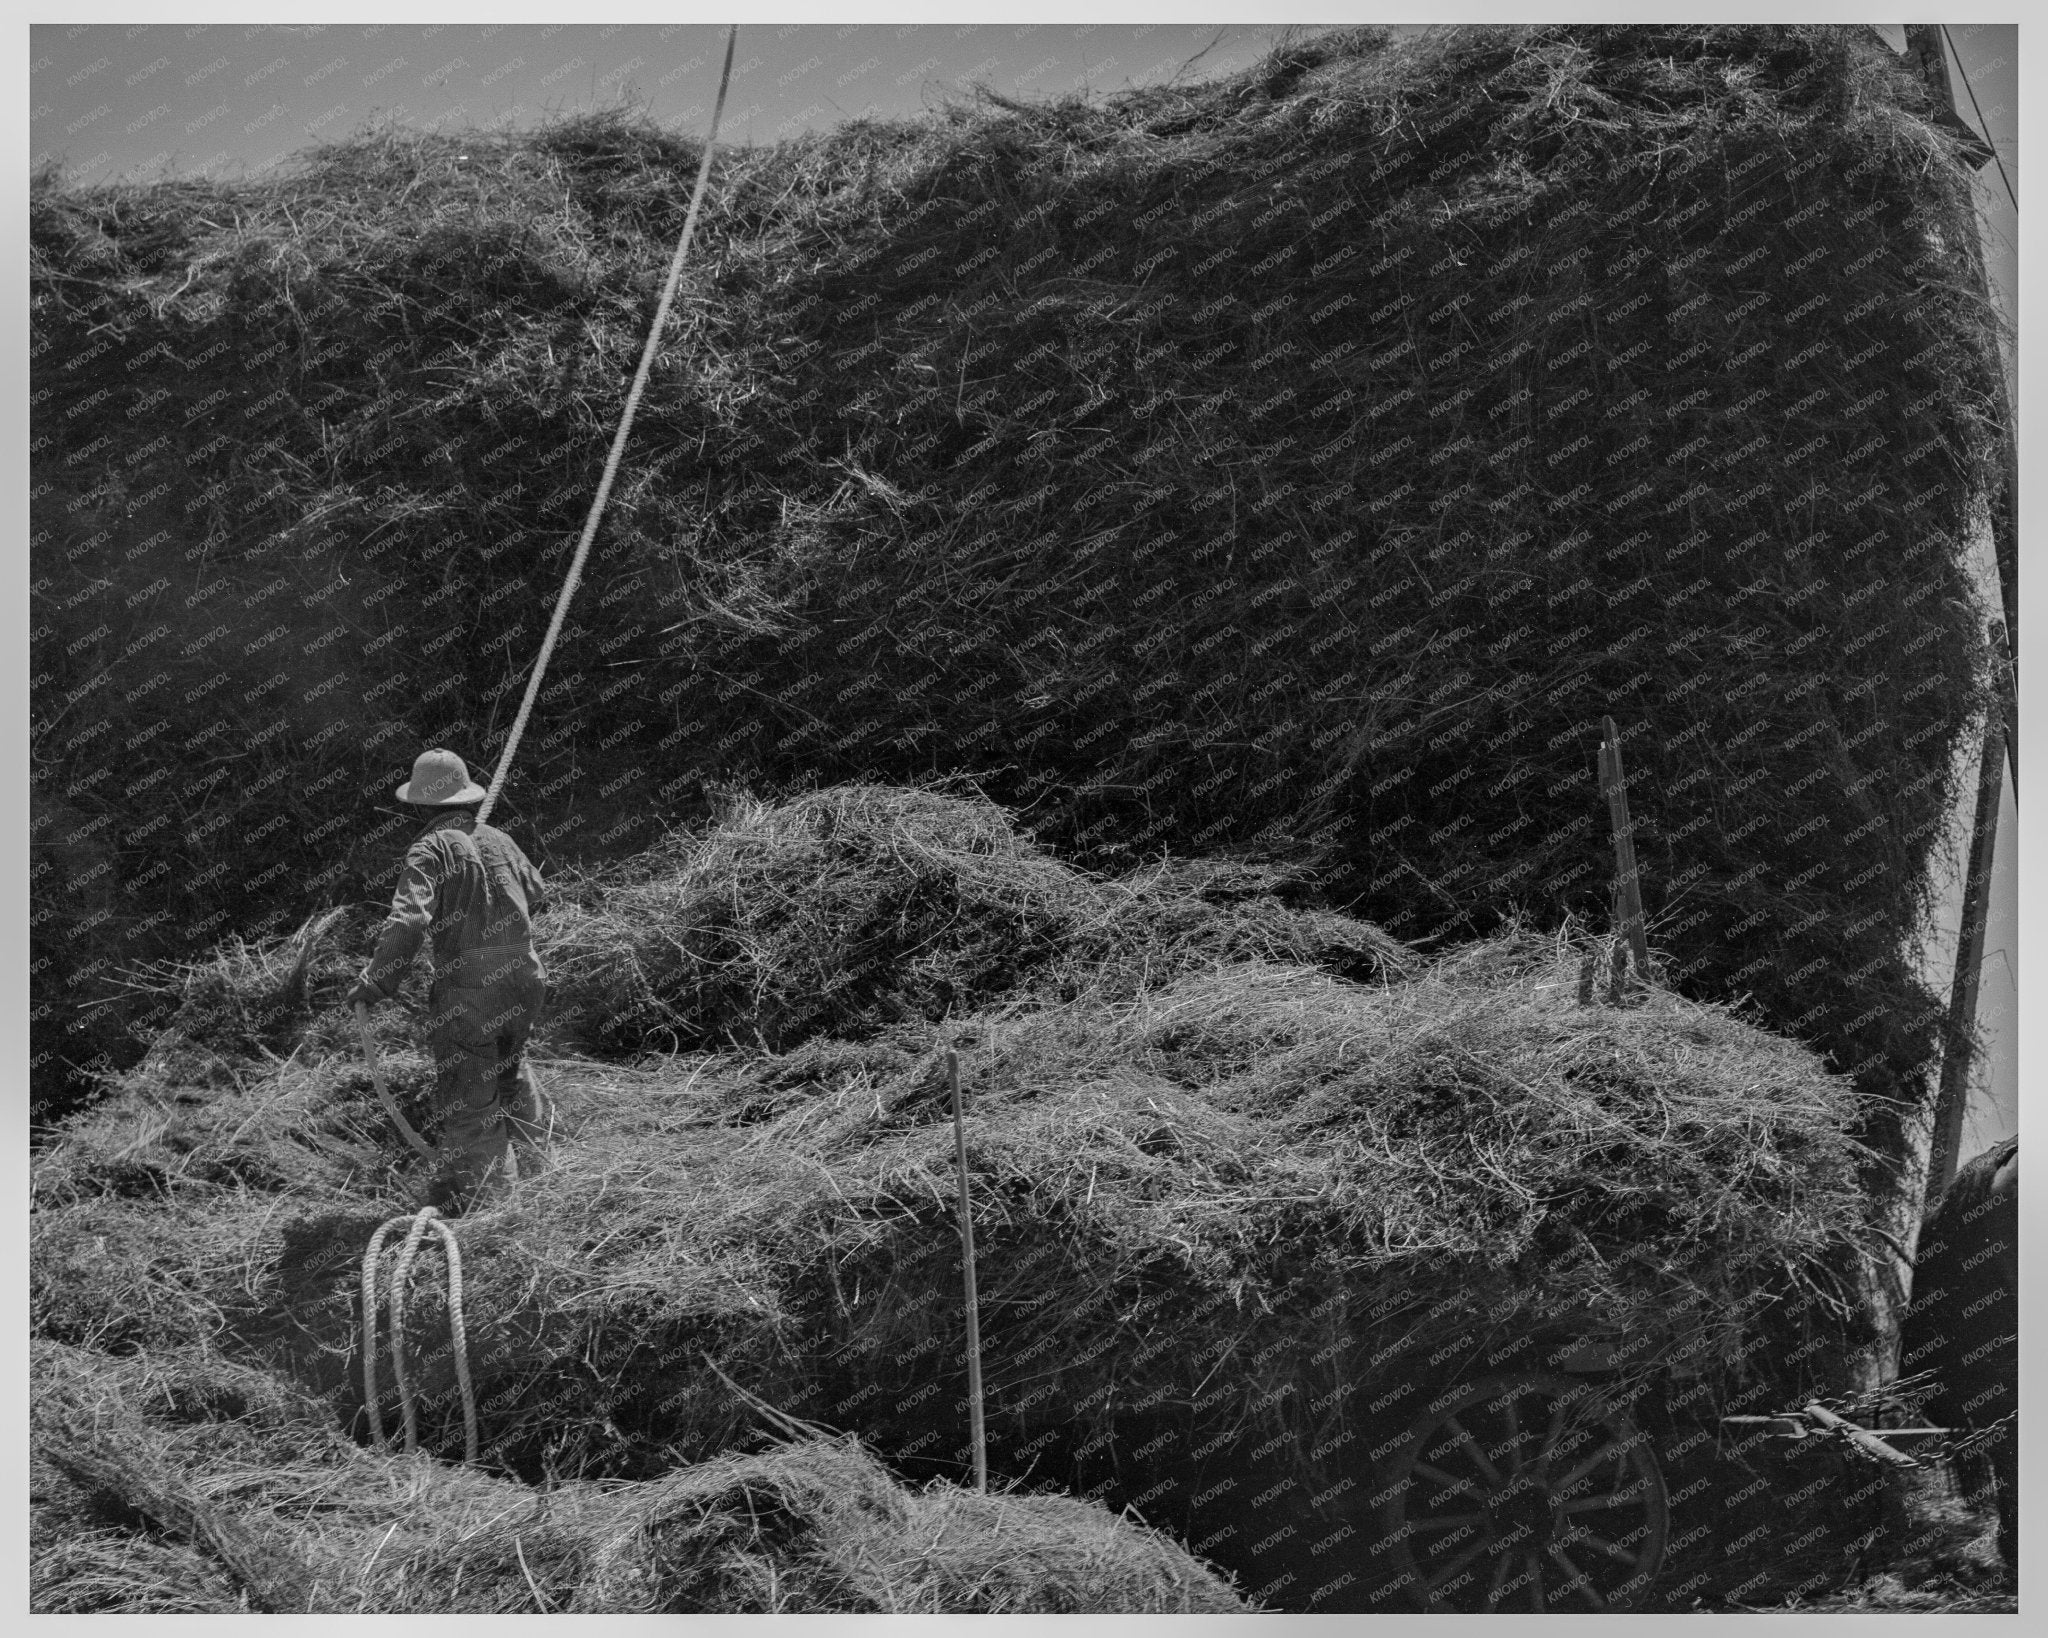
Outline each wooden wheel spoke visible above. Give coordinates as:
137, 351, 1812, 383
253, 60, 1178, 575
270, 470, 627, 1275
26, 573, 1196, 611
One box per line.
1412, 1460, 1486, 1502
1443, 1414, 1504, 1486
1560, 1488, 1638, 1515
1548, 1545, 1607, 1610
1421, 1537, 1491, 1592
1556, 1430, 1628, 1493
1394, 1378, 1667, 1614
1482, 1546, 1514, 1610
1562, 1526, 1640, 1567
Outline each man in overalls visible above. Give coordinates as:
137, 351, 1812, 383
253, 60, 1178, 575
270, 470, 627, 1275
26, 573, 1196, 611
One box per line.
348, 748, 550, 1212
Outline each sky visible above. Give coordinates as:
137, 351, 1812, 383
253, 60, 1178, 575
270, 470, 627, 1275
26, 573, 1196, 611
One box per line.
25, 15, 2022, 1155
29, 21, 1317, 176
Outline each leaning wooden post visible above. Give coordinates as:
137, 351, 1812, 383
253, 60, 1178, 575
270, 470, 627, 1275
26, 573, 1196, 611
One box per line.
1925, 690, 2007, 1208
1600, 717, 1652, 992
947, 1049, 988, 1493
1905, 25, 2017, 792
1995, 618, 2017, 801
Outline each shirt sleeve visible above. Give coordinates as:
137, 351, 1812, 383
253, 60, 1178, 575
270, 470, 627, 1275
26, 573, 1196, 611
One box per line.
508, 836, 547, 919
362, 837, 445, 996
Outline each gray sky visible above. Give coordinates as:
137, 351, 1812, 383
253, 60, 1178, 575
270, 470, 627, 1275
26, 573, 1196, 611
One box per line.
30, 22, 1311, 176
27, 17, 2021, 1154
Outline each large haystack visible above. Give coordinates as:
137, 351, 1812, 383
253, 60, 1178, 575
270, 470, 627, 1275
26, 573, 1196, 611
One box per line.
32, 25, 2000, 1149
35, 788, 1882, 1610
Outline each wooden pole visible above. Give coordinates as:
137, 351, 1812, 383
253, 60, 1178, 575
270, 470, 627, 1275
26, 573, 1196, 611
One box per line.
1994, 618, 2017, 801
1606, 878, 1626, 1008
1600, 717, 1651, 988
947, 1049, 988, 1493
1799, 1403, 1923, 1472
1904, 25, 2017, 793
1925, 696, 2007, 1207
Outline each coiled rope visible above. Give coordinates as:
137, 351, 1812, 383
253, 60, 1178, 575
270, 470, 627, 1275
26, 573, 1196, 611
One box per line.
361, 1207, 478, 1464
355, 30, 739, 1469
475, 22, 738, 829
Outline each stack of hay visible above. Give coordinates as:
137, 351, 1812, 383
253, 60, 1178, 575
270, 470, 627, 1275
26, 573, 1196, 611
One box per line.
34, 786, 1875, 1611
33, 25, 2000, 1155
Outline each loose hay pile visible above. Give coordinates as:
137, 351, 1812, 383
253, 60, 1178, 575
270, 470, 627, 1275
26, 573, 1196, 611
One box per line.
33, 25, 1999, 1155
32, 1341, 1241, 1614
536, 780, 1412, 1053
34, 788, 1879, 1610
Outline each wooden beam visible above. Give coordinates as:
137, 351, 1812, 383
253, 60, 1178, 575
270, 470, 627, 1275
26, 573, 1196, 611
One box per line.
1925, 698, 2005, 1207
1903, 25, 2017, 789
1802, 1402, 1923, 1470
1902, 25, 1998, 170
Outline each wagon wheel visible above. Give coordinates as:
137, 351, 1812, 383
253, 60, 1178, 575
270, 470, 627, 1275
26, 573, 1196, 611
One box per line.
1375, 1372, 1668, 1612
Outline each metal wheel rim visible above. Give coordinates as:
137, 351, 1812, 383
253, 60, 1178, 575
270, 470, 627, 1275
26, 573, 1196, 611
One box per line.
1377, 1372, 1668, 1612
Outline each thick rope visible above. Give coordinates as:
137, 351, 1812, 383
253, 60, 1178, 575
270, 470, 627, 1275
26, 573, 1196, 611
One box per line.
388, 1211, 437, 1452
360, 1206, 479, 1465
356, 31, 735, 1466
360, 1215, 404, 1449
475, 23, 738, 830
356, 1001, 434, 1160
435, 1213, 480, 1464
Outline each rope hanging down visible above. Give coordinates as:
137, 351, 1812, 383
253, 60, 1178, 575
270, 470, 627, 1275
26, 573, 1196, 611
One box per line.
475, 22, 739, 829
355, 1001, 434, 1159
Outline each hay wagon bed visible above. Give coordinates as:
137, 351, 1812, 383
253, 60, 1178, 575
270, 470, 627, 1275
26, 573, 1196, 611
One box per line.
1360, 1351, 1678, 1613
1344, 1350, 1949, 1614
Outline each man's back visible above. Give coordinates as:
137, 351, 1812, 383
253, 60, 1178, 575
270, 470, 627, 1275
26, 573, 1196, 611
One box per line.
367, 812, 547, 994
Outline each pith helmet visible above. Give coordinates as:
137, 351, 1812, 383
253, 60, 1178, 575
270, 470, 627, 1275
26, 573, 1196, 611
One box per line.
397, 748, 487, 806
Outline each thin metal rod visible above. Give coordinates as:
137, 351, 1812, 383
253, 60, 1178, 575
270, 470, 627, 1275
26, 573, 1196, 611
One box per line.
948, 1049, 987, 1493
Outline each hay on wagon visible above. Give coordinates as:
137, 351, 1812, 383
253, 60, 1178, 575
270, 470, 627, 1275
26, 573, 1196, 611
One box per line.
35, 786, 1878, 1609
31, 1339, 1241, 1614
